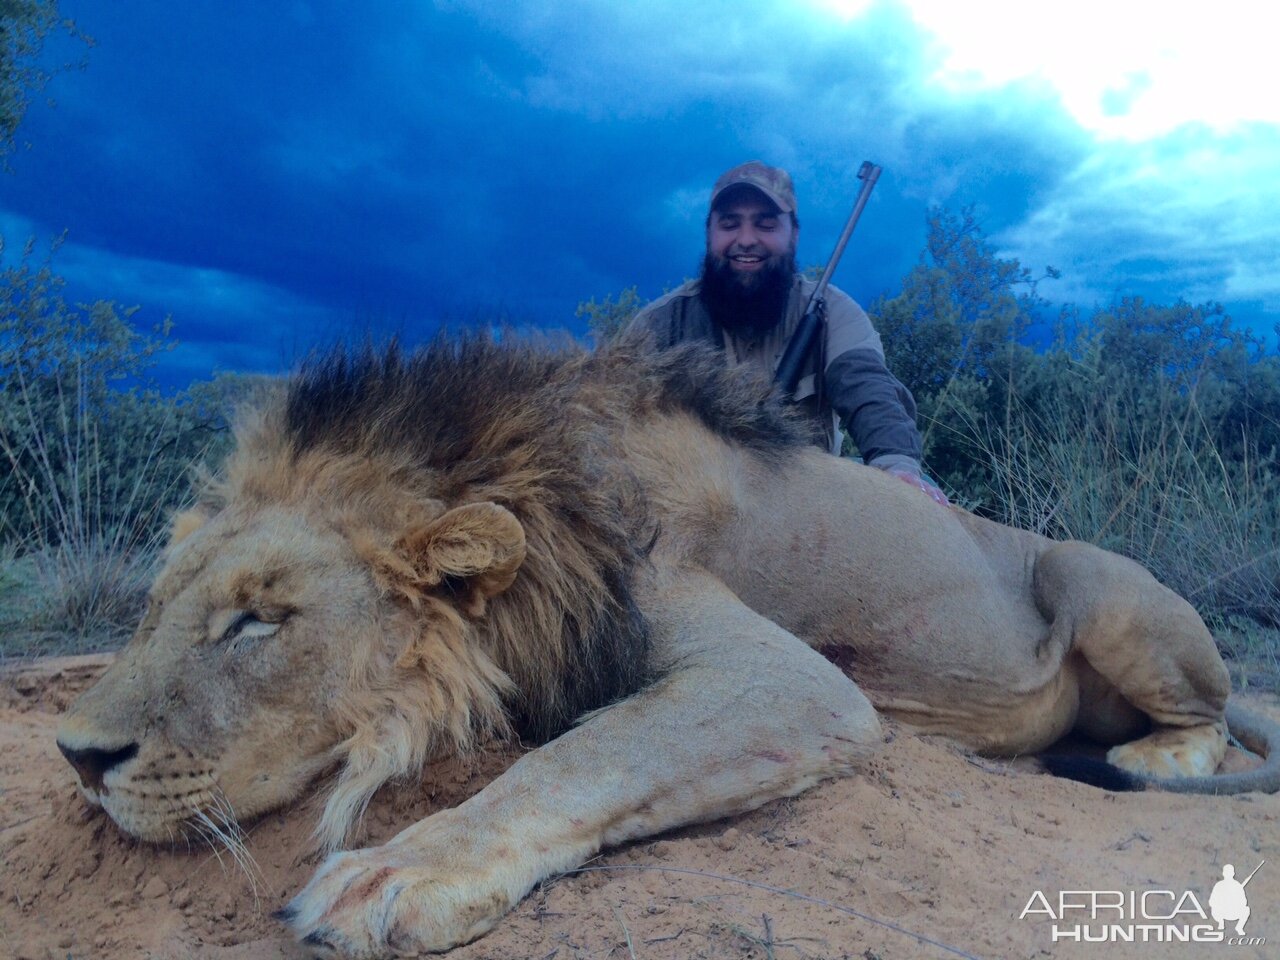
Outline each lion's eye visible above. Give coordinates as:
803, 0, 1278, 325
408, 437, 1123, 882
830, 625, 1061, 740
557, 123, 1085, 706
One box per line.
220, 611, 286, 644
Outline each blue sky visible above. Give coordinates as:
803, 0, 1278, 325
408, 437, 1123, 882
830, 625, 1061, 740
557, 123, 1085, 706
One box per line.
3, 0, 1277, 388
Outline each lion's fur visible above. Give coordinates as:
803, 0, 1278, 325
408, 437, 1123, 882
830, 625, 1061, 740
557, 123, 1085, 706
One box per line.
58, 331, 1275, 936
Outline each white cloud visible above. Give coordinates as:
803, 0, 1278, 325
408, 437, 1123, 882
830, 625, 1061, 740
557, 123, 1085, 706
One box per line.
995, 125, 1280, 314
901, 0, 1279, 140
59, 247, 326, 328
661, 185, 709, 226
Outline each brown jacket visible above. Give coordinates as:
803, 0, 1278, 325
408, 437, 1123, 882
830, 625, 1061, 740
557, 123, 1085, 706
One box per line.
627, 276, 922, 470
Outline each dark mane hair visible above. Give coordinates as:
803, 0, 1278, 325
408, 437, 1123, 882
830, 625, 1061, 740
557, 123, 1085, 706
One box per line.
283, 330, 805, 473
266, 331, 802, 741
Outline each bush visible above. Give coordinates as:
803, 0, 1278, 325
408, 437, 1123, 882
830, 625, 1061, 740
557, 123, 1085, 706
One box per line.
0, 237, 254, 655
577, 285, 642, 343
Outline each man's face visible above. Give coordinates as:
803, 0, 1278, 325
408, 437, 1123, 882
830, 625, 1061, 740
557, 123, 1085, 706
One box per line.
706, 192, 798, 291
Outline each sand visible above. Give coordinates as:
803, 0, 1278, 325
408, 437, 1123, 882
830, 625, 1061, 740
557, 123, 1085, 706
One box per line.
2, 654, 1277, 960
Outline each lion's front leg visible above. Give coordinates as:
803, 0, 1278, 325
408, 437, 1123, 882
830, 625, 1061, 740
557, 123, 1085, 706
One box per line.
283, 565, 882, 958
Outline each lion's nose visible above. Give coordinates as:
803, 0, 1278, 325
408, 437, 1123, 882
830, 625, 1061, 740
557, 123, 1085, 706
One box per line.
57, 741, 139, 794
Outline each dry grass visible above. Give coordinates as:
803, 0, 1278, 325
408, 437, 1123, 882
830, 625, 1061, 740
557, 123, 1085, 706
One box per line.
0, 371, 204, 659
0, 540, 155, 658
930, 376, 1280, 690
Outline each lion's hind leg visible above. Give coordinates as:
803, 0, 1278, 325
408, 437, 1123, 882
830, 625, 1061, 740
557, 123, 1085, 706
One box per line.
1034, 541, 1230, 780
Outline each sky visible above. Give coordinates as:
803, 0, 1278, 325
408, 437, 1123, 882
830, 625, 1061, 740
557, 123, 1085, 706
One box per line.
3, 0, 1277, 389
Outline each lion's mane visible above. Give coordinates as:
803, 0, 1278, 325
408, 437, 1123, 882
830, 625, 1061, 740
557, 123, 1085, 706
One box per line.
198, 332, 804, 842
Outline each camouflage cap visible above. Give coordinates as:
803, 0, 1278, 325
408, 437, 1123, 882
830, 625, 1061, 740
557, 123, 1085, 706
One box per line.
710, 161, 797, 215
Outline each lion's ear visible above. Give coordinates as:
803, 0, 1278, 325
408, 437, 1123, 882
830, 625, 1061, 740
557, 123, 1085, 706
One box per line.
387, 502, 526, 617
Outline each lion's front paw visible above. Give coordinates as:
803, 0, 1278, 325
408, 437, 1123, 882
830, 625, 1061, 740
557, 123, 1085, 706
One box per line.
278, 839, 519, 958
1106, 721, 1227, 779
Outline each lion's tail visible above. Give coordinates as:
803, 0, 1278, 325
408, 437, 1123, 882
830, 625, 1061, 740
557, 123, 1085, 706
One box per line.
1042, 700, 1280, 795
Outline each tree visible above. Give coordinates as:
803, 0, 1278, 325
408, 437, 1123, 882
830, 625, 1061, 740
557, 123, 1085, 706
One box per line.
1, 0, 89, 163
0, 235, 260, 555
576, 285, 642, 343
869, 207, 1057, 495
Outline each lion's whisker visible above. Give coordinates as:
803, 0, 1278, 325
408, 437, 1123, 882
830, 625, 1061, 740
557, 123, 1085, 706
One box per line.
194, 809, 254, 888
192, 806, 264, 906
187, 813, 229, 873
203, 789, 266, 907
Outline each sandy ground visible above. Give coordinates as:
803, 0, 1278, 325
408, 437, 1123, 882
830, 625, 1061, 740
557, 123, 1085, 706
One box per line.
2, 655, 1278, 960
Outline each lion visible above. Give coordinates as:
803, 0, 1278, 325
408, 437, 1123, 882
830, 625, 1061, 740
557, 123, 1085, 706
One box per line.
56, 332, 1279, 958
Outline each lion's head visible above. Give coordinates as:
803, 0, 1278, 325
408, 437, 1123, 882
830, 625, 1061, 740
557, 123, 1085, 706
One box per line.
57, 474, 535, 850
56, 338, 671, 851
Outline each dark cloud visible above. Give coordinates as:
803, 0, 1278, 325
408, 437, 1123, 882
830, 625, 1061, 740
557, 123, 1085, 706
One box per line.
2, 0, 1274, 390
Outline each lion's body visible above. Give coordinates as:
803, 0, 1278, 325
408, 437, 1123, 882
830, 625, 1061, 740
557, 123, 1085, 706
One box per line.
57, 334, 1266, 958
623, 401, 1231, 757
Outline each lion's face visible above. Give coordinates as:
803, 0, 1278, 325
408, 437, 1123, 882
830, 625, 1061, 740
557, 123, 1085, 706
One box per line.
56, 505, 379, 841
56, 497, 525, 847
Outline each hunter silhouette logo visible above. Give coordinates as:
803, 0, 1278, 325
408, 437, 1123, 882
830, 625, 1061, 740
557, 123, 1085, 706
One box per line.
1019, 859, 1267, 945
1209, 861, 1264, 936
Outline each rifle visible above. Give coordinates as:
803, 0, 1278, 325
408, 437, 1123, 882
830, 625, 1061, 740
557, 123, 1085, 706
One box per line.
773, 160, 882, 397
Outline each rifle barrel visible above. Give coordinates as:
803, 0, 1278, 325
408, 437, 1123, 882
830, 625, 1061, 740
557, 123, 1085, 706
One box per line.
774, 161, 882, 396
804, 161, 881, 314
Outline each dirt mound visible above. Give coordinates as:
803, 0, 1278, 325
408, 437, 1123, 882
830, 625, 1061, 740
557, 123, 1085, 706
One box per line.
3, 656, 1278, 959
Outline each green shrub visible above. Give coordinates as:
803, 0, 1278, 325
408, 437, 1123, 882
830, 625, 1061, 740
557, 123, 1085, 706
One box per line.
577, 284, 642, 343
0, 237, 257, 655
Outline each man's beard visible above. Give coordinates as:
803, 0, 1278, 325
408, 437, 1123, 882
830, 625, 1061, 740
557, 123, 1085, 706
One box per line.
699, 250, 796, 339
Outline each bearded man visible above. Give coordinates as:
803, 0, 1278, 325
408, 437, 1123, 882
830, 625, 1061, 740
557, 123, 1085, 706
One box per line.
626, 161, 943, 502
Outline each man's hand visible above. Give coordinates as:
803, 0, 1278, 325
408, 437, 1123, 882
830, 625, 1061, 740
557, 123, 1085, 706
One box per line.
885, 466, 950, 507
